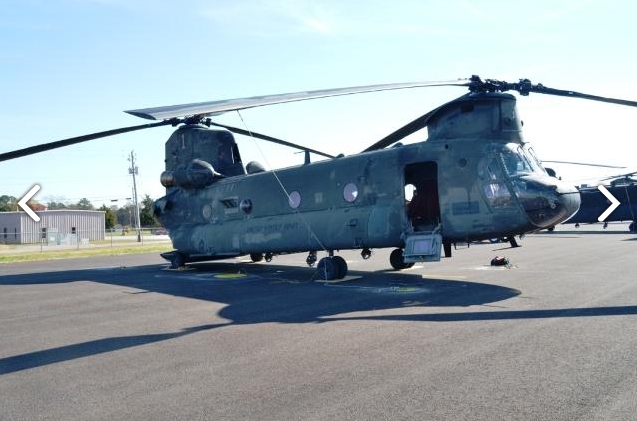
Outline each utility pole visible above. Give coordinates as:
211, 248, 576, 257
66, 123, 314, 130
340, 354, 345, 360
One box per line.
128, 151, 142, 242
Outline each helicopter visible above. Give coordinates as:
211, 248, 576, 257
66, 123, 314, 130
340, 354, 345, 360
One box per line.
3, 75, 637, 279
552, 170, 637, 232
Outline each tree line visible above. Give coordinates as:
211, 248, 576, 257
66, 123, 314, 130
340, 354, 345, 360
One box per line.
0, 194, 160, 230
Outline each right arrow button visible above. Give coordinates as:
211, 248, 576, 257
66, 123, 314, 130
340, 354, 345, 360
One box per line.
597, 185, 621, 222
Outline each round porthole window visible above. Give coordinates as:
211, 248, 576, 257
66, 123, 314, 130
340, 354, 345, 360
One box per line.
343, 183, 358, 202
240, 199, 252, 214
288, 191, 301, 209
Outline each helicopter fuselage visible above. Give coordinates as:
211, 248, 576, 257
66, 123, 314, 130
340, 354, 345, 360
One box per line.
8, 75, 637, 275
154, 93, 581, 265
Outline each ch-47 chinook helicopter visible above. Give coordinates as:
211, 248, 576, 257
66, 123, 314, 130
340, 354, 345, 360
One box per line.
3, 76, 637, 279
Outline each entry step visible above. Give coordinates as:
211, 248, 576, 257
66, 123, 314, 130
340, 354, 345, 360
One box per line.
403, 231, 442, 263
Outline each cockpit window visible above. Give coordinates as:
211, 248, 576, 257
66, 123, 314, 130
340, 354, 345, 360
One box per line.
479, 155, 513, 209
500, 144, 534, 177
524, 146, 547, 174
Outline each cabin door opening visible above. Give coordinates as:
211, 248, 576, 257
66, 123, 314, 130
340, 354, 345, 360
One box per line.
404, 162, 440, 232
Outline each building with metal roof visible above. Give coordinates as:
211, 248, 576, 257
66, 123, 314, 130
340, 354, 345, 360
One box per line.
0, 210, 105, 244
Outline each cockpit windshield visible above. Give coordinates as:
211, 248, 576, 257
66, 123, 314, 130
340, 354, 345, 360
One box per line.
479, 143, 551, 211
500, 144, 542, 177
524, 146, 546, 174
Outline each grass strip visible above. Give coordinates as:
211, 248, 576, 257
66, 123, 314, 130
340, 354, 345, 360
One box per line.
0, 243, 172, 264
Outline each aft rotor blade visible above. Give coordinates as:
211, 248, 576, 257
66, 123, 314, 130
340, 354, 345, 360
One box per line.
0, 120, 175, 162
542, 160, 626, 169
126, 80, 469, 121
208, 122, 335, 159
362, 94, 467, 152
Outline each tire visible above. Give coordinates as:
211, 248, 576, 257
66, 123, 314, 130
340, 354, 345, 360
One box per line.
250, 253, 264, 262
317, 257, 337, 280
390, 248, 413, 270
331, 256, 348, 279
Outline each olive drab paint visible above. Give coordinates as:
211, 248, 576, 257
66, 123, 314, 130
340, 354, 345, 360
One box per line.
152, 90, 581, 275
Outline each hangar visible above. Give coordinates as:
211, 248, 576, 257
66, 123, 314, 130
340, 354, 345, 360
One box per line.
0, 210, 105, 245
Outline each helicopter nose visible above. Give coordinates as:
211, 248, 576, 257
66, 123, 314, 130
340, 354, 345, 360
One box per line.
553, 184, 581, 222
514, 176, 581, 229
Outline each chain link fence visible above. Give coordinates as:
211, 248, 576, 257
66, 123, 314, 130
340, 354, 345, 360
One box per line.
0, 227, 170, 254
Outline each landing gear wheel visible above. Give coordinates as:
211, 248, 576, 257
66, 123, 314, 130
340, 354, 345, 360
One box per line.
630, 222, 637, 233
331, 256, 348, 279
389, 248, 414, 270
250, 253, 264, 263
170, 252, 185, 269
316, 257, 338, 280
264, 253, 274, 262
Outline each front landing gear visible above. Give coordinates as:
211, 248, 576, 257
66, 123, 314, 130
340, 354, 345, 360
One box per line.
389, 248, 415, 270
316, 255, 348, 280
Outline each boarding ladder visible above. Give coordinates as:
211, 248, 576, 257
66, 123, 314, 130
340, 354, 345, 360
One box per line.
403, 223, 442, 263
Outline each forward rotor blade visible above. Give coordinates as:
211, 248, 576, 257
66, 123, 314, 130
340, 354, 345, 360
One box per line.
208, 122, 335, 159
469, 76, 637, 108
0, 120, 174, 162
362, 94, 468, 152
531, 85, 637, 108
126, 80, 469, 121
542, 160, 625, 169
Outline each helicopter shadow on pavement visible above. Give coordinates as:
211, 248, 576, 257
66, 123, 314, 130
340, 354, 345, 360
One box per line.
2, 259, 523, 327
3, 261, 637, 375
3, 260, 636, 326
0, 262, 517, 375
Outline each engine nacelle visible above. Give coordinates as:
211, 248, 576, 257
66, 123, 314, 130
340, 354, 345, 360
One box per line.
160, 159, 222, 189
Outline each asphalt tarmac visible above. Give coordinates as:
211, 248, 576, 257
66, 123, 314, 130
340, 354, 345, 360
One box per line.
1, 223, 636, 420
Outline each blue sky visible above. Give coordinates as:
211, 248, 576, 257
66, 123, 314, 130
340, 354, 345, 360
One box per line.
2, 0, 636, 208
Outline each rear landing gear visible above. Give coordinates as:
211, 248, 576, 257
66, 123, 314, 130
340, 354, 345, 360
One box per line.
170, 252, 185, 269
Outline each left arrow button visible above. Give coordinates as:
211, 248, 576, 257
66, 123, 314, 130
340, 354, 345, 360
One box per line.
18, 184, 41, 222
